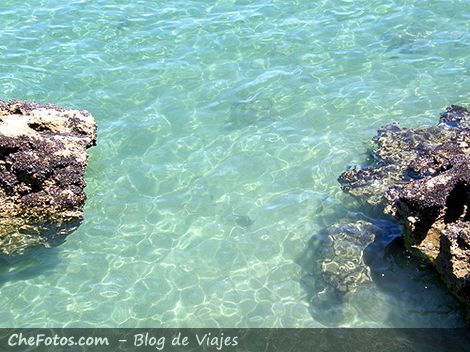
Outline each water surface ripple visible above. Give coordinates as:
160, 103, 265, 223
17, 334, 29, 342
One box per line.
0, 0, 468, 327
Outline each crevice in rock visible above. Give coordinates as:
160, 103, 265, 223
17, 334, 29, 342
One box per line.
458, 236, 470, 251
444, 181, 469, 224
399, 201, 441, 243
16, 172, 43, 194
0, 146, 19, 160
9, 105, 23, 115
27, 122, 53, 133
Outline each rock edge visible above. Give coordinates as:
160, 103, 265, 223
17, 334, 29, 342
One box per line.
338, 105, 469, 311
0, 99, 97, 255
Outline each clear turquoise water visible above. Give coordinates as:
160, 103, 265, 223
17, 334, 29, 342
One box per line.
0, 0, 468, 327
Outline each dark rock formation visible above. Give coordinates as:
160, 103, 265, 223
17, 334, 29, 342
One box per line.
0, 100, 96, 255
338, 105, 469, 310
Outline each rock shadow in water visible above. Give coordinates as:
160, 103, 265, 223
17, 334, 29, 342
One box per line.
225, 96, 278, 131
0, 246, 62, 288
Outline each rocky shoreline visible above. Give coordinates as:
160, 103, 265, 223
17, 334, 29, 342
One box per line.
338, 106, 469, 314
0, 100, 96, 256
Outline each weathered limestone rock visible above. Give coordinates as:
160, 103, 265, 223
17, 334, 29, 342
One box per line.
0, 100, 96, 255
338, 105, 469, 309
437, 223, 470, 305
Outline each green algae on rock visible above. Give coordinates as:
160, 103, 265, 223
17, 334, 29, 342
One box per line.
0, 100, 97, 255
338, 106, 469, 311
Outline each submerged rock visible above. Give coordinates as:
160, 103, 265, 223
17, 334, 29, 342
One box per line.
302, 220, 383, 325
315, 220, 378, 295
0, 100, 96, 255
338, 105, 469, 310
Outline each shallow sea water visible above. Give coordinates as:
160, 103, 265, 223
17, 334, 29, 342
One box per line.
0, 0, 468, 327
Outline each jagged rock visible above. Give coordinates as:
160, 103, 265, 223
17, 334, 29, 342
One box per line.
0, 100, 96, 255
338, 105, 469, 310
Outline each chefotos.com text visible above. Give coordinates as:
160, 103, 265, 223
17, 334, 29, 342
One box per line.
8, 333, 109, 347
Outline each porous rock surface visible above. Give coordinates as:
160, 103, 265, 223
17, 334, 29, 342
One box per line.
338, 105, 469, 308
0, 100, 96, 255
